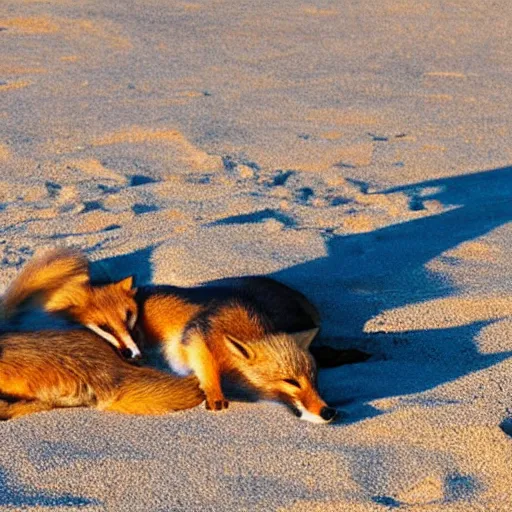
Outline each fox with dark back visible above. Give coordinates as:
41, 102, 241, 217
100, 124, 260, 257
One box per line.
136, 277, 337, 423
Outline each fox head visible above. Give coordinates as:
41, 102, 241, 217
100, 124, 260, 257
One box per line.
224, 328, 337, 424
45, 276, 141, 359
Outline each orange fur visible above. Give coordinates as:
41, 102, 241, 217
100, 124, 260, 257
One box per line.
137, 279, 336, 423
2, 248, 140, 357
0, 330, 204, 420
141, 295, 200, 347
2, 247, 88, 316
3, 249, 334, 423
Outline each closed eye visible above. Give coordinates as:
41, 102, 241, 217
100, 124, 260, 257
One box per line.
283, 378, 301, 388
126, 310, 137, 329
98, 324, 114, 336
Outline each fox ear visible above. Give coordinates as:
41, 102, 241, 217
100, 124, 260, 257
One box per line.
224, 334, 255, 362
116, 276, 135, 292
291, 327, 319, 350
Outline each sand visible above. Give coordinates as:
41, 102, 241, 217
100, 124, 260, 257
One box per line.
0, 0, 511, 510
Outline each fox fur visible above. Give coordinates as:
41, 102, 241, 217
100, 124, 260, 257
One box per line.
0, 330, 204, 420
3, 249, 338, 423
135, 277, 337, 423
2, 248, 141, 358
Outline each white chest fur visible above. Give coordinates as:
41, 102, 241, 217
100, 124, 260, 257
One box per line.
162, 330, 192, 376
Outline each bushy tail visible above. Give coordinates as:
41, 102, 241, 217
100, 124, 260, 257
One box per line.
2, 248, 90, 317
105, 367, 204, 415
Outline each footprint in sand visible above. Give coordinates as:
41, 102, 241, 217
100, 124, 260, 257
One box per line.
130, 175, 158, 187
1, 245, 33, 268
374, 472, 480, 507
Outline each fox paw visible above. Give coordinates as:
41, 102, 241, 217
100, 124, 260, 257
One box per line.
205, 399, 229, 411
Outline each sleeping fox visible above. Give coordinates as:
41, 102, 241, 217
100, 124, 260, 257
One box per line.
3, 249, 337, 423
0, 329, 204, 420
2, 247, 140, 358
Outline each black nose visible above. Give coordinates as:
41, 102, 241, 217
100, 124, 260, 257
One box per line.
320, 406, 337, 422
120, 348, 140, 361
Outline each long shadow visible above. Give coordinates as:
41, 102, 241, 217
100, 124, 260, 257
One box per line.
0, 467, 99, 508
88, 245, 155, 286
208, 208, 296, 228
271, 165, 512, 420
79, 166, 512, 423
321, 319, 510, 424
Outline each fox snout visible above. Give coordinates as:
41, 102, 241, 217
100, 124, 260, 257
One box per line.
293, 404, 338, 423
292, 402, 338, 424
120, 346, 142, 361
320, 406, 337, 422
286, 379, 337, 424
275, 378, 337, 424
117, 333, 142, 360
86, 323, 141, 360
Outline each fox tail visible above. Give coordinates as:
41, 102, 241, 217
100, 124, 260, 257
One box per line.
2, 247, 90, 318
105, 367, 205, 415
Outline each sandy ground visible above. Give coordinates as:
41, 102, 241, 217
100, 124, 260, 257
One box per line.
1, 0, 512, 510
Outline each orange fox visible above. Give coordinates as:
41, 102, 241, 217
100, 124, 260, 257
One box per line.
2, 248, 141, 359
4, 249, 337, 423
0, 329, 204, 420
136, 278, 337, 423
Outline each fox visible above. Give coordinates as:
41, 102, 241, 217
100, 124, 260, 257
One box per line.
1, 247, 141, 359
4, 249, 338, 424
134, 277, 338, 424
0, 329, 204, 420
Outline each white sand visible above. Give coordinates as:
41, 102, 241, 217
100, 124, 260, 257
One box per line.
1, 0, 511, 510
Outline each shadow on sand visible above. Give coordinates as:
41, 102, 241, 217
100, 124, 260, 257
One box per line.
0, 467, 99, 508
90, 166, 512, 424
271, 165, 512, 422
88, 245, 155, 286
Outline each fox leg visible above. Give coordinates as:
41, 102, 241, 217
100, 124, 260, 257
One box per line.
185, 332, 228, 411
0, 399, 54, 420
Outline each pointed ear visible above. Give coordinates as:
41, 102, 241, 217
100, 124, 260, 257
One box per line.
291, 327, 319, 350
224, 334, 255, 362
116, 276, 134, 292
